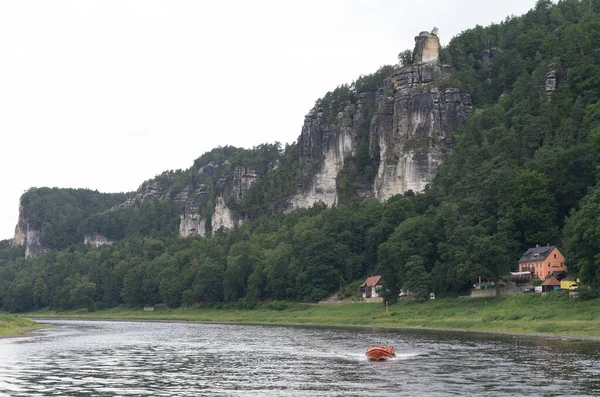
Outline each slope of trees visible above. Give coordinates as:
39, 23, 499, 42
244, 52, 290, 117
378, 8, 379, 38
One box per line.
1, 0, 600, 312
19, 188, 128, 250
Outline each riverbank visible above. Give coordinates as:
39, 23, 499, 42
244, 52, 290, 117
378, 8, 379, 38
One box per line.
25, 293, 600, 340
0, 312, 47, 338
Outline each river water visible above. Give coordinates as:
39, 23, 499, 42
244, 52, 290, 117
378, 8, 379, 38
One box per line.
0, 320, 599, 396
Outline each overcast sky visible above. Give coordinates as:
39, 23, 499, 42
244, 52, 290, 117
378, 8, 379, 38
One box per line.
0, 0, 539, 240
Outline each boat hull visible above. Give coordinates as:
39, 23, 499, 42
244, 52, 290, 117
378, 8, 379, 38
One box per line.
366, 347, 395, 361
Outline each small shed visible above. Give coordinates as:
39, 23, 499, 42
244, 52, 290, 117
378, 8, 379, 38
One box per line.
360, 275, 382, 298
541, 276, 561, 292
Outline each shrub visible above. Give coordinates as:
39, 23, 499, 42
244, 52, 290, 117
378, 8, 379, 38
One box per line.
239, 297, 258, 309
264, 301, 288, 311
577, 287, 599, 301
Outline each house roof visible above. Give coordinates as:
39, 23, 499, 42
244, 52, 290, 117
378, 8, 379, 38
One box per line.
541, 276, 560, 286
360, 275, 382, 287
518, 245, 558, 263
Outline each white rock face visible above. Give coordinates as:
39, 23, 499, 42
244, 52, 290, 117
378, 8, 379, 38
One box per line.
372, 61, 472, 200
286, 31, 472, 210
13, 206, 46, 257
545, 69, 557, 95
211, 196, 240, 233
287, 125, 352, 210
179, 212, 206, 237
413, 31, 439, 63
24, 228, 44, 257
374, 148, 443, 201
84, 233, 114, 247
13, 211, 26, 246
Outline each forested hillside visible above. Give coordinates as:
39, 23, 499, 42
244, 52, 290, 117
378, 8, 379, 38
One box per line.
1, 0, 599, 312
15, 188, 128, 251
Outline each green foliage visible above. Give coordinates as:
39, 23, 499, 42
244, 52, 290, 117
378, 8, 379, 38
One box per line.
403, 256, 432, 300
398, 49, 413, 67
263, 300, 288, 311
563, 180, 600, 287
576, 286, 600, 301
354, 65, 395, 93
20, 188, 127, 250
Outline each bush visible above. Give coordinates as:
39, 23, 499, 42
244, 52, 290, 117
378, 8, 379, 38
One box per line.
264, 301, 288, 311
532, 279, 543, 286
239, 297, 258, 309
577, 287, 599, 301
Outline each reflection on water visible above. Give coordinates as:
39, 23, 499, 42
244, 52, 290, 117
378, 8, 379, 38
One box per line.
0, 320, 599, 396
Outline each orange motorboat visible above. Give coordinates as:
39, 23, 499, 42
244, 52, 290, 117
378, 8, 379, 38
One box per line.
366, 343, 396, 361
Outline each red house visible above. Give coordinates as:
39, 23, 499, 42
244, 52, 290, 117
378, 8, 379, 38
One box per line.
360, 275, 382, 298
518, 245, 566, 279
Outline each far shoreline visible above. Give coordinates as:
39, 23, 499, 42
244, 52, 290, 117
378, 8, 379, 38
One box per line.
19, 295, 600, 342
26, 315, 600, 343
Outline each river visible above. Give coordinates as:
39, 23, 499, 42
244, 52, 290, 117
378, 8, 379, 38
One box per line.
0, 320, 598, 396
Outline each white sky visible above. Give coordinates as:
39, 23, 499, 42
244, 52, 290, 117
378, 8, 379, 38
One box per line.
0, 0, 539, 240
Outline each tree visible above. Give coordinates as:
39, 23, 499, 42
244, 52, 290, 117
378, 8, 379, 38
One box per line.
505, 169, 558, 244
403, 256, 432, 300
564, 181, 600, 288
398, 49, 413, 67
33, 277, 50, 308
196, 258, 224, 304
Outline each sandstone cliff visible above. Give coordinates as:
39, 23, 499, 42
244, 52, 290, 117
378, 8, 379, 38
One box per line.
13, 207, 46, 257
288, 31, 472, 209
13, 32, 472, 251
84, 233, 113, 247
122, 162, 264, 238
373, 62, 472, 200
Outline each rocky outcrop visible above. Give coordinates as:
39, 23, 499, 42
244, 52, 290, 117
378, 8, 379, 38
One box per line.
13, 210, 26, 247
14, 31, 472, 246
413, 31, 439, 63
287, 103, 356, 210
178, 184, 212, 237
374, 64, 472, 200
179, 211, 207, 237
481, 48, 502, 68
211, 196, 242, 232
288, 31, 472, 209
545, 70, 557, 95
220, 166, 261, 202
13, 207, 45, 257
544, 63, 558, 96
115, 161, 264, 238
84, 233, 113, 247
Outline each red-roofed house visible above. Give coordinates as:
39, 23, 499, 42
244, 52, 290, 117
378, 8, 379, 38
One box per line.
541, 276, 561, 292
360, 275, 382, 298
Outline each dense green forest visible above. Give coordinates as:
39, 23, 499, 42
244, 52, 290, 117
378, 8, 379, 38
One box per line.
19, 188, 128, 249
1, 0, 600, 312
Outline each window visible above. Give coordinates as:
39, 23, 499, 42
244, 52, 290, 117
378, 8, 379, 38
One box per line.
554, 254, 557, 258
548, 262, 551, 267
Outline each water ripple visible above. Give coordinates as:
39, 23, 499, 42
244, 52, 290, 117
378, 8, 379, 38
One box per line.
0, 321, 598, 396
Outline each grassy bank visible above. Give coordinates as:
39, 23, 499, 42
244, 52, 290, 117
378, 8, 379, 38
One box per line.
0, 312, 46, 337
26, 293, 600, 340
